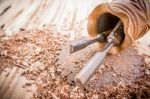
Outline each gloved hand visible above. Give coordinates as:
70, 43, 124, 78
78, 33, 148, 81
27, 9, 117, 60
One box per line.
87, 0, 150, 54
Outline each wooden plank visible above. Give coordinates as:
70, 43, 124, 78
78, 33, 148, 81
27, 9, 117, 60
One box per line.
0, 67, 18, 96
0, 68, 11, 88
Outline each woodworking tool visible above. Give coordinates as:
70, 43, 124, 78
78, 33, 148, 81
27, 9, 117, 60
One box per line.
72, 20, 124, 88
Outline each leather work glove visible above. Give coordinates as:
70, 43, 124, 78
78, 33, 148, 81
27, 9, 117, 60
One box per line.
87, 0, 150, 54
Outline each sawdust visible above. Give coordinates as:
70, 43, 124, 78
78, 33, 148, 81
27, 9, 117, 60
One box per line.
0, 28, 150, 98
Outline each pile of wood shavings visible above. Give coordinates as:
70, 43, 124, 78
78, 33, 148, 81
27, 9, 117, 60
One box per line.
0, 31, 13, 72
0, 28, 68, 69
0, 28, 88, 98
0, 28, 150, 98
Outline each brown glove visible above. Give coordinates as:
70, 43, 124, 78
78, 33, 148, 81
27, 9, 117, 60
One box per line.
87, 0, 150, 54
